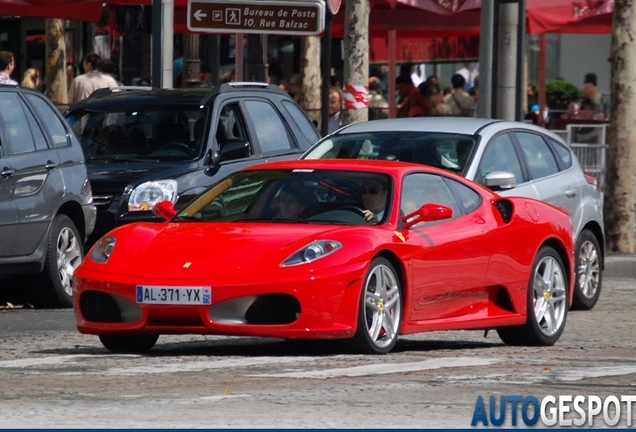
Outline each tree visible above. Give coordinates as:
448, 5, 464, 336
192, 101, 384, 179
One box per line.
604, 1, 636, 253
301, 36, 322, 127
44, 18, 67, 105
342, 0, 369, 126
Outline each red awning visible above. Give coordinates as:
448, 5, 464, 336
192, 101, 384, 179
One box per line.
526, 0, 614, 35
0, 0, 105, 22
0, 0, 613, 35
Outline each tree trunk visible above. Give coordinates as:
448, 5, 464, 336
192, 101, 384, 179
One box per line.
604, 0, 636, 253
301, 36, 322, 127
44, 18, 67, 105
342, 0, 369, 126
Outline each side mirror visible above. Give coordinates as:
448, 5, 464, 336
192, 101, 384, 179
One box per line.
204, 148, 220, 176
402, 203, 453, 229
484, 171, 517, 191
152, 200, 177, 220
218, 138, 250, 162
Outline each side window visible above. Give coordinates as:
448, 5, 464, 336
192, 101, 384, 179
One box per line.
282, 99, 320, 143
549, 138, 573, 169
444, 177, 481, 214
26, 94, 69, 148
244, 100, 293, 152
478, 134, 524, 184
516, 132, 559, 179
401, 173, 461, 222
217, 104, 249, 146
0, 92, 36, 154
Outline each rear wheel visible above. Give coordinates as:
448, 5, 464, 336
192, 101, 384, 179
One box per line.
571, 229, 602, 310
497, 246, 568, 346
36, 215, 83, 308
353, 257, 402, 354
99, 334, 159, 353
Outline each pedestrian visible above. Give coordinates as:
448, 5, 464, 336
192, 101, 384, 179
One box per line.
396, 74, 427, 118
445, 73, 475, 117
368, 76, 388, 120
66, 62, 76, 91
197, 63, 213, 88
326, 86, 344, 134
99, 59, 121, 85
21, 68, 40, 89
67, 53, 119, 105
0, 51, 18, 85
580, 72, 603, 111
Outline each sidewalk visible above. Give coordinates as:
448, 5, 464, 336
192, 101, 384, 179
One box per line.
604, 253, 636, 279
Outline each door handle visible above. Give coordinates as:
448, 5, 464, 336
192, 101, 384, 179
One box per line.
1, 167, 15, 178
45, 160, 57, 170
565, 187, 577, 198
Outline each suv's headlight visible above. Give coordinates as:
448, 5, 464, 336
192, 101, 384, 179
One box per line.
128, 180, 178, 212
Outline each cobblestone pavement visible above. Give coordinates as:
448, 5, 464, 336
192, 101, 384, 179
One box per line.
0, 255, 634, 428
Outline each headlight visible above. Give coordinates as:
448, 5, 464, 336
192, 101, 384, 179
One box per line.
281, 240, 342, 267
128, 180, 178, 211
90, 236, 117, 263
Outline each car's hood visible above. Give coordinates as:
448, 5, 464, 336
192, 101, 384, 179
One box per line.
87, 161, 197, 194
91, 222, 378, 280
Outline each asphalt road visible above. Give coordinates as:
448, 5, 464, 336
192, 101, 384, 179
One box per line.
0, 254, 634, 428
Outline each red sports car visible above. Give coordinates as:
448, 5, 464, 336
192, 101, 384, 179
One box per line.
74, 159, 575, 354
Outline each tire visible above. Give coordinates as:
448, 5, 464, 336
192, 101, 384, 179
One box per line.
352, 257, 402, 354
497, 246, 568, 346
99, 334, 159, 354
571, 229, 602, 310
37, 215, 84, 308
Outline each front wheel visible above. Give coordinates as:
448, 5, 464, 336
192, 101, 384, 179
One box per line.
352, 257, 402, 354
99, 334, 159, 353
497, 246, 568, 346
571, 229, 602, 310
37, 214, 83, 308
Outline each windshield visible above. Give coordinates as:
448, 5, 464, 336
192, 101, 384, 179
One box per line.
66, 107, 207, 162
176, 169, 393, 226
303, 131, 477, 174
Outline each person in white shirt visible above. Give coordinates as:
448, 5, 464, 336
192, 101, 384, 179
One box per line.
0, 51, 18, 85
67, 53, 119, 105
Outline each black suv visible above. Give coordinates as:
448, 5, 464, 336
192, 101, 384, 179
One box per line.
0, 85, 96, 308
64, 83, 321, 246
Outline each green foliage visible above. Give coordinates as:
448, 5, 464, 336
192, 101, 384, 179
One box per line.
545, 79, 580, 109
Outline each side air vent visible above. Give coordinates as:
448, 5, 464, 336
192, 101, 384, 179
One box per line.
494, 199, 513, 223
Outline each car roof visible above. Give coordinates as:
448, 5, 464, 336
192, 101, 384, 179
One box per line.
243, 157, 468, 179
331, 117, 569, 145
335, 117, 559, 137
64, 82, 289, 111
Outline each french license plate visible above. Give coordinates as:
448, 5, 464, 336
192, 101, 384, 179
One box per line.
136, 286, 212, 305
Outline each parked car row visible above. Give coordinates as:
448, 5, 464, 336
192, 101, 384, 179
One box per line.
1, 83, 605, 355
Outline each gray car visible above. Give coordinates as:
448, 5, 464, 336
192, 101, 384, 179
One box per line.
302, 117, 604, 310
0, 85, 96, 308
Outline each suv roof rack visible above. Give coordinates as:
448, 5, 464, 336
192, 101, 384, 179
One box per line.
88, 86, 153, 98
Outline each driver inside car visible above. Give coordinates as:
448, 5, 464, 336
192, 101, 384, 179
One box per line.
360, 178, 388, 225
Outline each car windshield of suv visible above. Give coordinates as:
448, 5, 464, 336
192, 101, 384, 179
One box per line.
66, 107, 206, 162
303, 131, 478, 174
174, 169, 392, 226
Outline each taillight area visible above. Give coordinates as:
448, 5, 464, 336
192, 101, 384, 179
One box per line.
584, 173, 599, 188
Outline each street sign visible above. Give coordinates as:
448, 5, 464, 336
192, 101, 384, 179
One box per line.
187, 0, 325, 36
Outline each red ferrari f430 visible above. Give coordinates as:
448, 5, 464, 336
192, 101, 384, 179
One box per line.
74, 159, 575, 354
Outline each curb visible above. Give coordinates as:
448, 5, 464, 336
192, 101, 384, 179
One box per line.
604, 253, 636, 279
